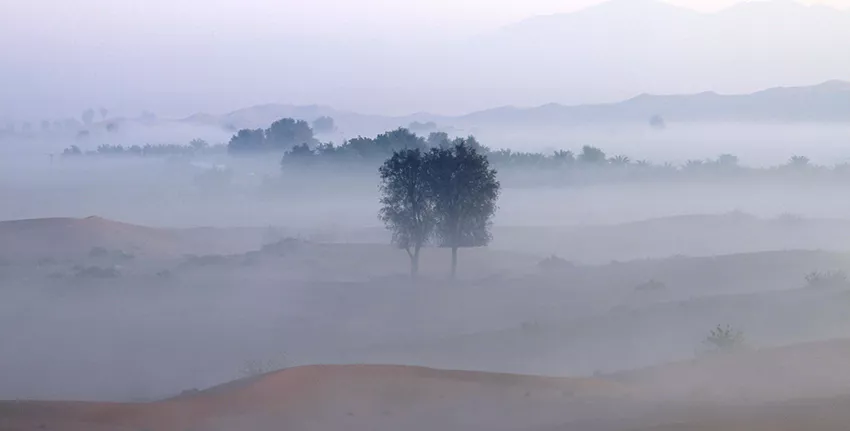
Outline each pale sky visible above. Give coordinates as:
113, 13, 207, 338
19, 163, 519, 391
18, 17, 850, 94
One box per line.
3, 0, 849, 42
2, 0, 850, 119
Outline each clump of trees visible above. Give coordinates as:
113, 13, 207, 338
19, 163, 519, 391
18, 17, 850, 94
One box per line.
278, 125, 486, 167
283, 128, 433, 164
379, 141, 500, 278
229, 118, 317, 154
58, 115, 850, 189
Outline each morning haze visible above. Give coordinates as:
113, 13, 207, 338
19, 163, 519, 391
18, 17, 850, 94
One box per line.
4, 1, 850, 430
2, 0, 850, 118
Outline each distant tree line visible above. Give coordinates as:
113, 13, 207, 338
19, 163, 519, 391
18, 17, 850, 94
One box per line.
279, 128, 487, 166
61, 139, 225, 158
61, 115, 850, 187
1, 108, 111, 139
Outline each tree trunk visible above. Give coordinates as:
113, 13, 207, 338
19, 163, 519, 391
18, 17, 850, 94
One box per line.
410, 247, 420, 279
450, 247, 458, 279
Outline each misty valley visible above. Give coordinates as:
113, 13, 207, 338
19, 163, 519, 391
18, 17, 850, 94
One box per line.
4, 102, 850, 430
4, 0, 850, 426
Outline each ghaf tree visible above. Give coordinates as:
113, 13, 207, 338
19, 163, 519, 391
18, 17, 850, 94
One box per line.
378, 149, 434, 277
426, 141, 500, 278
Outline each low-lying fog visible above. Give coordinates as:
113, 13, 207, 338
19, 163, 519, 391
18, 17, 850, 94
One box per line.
4, 124, 850, 404
4, 154, 850, 229
6, 121, 850, 166
476, 123, 850, 167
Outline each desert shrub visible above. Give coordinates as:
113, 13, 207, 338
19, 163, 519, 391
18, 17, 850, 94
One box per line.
538, 255, 574, 272
520, 320, 543, 333
703, 324, 745, 354
240, 355, 289, 378
74, 265, 120, 279
805, 271, 849, 288
635, 279, 666, 292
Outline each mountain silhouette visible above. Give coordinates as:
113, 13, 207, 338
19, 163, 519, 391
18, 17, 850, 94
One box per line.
458, 80, 850, 125
457, 0, 850, 106
183, 81, 850, 133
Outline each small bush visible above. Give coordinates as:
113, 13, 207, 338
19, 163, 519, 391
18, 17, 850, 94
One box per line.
703, 324, 745, 354
538, 255, 574, 272
805, 270, 849, 288
635, 279, 666, 292
240, 355, 289, 378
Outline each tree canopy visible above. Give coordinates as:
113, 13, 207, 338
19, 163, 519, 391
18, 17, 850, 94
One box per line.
425, 142, 500, 278
266, 118, 317, 150
378, 141, 500, 278
378, 149, 434, 277
228, 117, 317, 154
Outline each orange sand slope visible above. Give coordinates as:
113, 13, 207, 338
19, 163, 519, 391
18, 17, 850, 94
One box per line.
0, 217, 178, 261
0, 365, 624, 431
634, 397, 850, 431
9, 339, 850, 431
0, 216, 260, 262
614, 338, 850, 403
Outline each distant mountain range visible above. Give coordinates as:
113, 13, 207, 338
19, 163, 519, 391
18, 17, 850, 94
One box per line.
180, 80, 850, 135
459, 80, 850, 126
171, 0, 850, 133
7, 0, 850, 124
460, 0, 850, 106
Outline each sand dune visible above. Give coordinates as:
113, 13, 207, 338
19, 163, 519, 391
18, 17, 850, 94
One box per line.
0, 216, 263, 262
0, 365, 625, 431
0, 216, 179, 262
7, 216, 850, 430
634, 396, 850, 431
8, 338, 850, 430
614, 338, 850, 404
